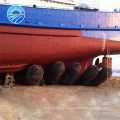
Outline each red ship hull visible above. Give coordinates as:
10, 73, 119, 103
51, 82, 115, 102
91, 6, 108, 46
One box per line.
0, 25, 120, 73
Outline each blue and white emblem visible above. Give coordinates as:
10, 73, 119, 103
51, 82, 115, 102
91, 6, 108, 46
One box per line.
7, 5, 25, 24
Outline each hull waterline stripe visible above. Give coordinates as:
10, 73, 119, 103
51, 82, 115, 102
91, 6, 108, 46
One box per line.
1, 23, 120, 31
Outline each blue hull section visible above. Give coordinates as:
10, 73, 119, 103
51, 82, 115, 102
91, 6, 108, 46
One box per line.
0, 4, 120, 31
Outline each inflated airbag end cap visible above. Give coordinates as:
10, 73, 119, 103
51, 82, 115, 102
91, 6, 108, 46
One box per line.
25, 65, 44, 85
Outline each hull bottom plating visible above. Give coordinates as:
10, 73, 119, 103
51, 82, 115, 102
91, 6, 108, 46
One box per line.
0, 25, 120, 73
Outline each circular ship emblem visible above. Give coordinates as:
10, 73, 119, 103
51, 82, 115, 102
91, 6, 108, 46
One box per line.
7, 5, 25, 24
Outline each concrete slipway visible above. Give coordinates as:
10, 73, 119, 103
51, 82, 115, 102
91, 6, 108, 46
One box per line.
0, 79, 120, 120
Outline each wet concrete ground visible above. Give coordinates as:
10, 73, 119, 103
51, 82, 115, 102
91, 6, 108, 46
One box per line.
0, 80, 120, 120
